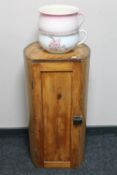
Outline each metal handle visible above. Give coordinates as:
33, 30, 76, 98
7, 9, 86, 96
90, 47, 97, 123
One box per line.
73, 116, 83, 125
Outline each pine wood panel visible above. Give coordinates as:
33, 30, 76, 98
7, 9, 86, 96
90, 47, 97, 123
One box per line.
42, 72, 72, 161
78, 58, 90, 164
39, 62, 73, 71
44, 161, 71, 168
70, 62, 82, 167
31, 64, 44, 167
24, 59, 42, 166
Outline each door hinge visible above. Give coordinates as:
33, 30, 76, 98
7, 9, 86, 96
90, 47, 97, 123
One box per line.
31, 80, 34, 89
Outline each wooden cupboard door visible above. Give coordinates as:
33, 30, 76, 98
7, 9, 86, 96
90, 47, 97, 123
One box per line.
32, 62, 82, 168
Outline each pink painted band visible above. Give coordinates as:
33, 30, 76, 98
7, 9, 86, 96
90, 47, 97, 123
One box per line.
39, 12, 78, 17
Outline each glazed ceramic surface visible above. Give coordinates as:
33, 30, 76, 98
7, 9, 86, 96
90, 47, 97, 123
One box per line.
38, 4, 84, 34
38, 29, 87, 53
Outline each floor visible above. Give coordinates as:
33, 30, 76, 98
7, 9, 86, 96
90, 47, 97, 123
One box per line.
0, 133, 117, 175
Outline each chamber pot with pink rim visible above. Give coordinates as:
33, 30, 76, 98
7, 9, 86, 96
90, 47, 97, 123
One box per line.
38, 4, 85, 34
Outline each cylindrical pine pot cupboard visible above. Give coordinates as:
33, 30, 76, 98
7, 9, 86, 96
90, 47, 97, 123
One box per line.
24, 42, 90, 168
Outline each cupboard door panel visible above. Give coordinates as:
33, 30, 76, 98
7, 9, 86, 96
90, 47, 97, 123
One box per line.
31, 61, 84, 168
41, 72, 72, 161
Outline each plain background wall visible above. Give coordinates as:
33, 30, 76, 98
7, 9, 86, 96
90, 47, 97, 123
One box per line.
0, 0, 117, 128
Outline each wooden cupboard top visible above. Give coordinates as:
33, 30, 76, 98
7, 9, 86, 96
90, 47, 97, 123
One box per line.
24, 42, 90, 61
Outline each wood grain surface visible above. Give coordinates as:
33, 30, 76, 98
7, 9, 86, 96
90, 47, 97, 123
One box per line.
42, 72, 71, 161
24, 42, 90, 61
24, 42, 90, 168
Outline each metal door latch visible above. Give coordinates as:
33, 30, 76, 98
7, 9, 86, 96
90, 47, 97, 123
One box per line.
73, 116, 83, 125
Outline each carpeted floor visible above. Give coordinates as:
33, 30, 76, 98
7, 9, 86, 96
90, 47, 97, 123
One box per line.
0, 133, 117, 175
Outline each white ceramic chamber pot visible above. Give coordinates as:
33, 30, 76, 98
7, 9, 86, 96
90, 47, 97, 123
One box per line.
38, 4, 85, 34
38, 29, 87, 53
